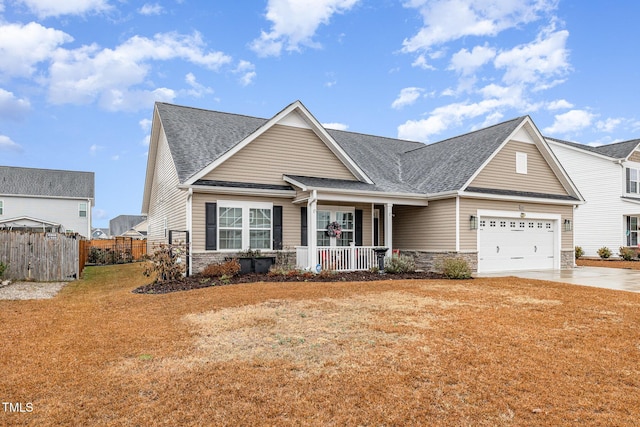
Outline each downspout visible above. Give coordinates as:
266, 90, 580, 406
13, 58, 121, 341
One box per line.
455, 196, 460, 252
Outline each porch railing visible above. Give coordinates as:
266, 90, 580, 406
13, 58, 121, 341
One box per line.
295, 245, 382, 272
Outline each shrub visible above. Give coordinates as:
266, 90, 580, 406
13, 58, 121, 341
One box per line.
0, 261, 6, 278
384, 254, 416, 274
575, 246, 584, 260
201, 259, 240, 278
597, 246, 612, 259
440, 257, 472, 280
619, 246, 636, 261
143, 244, 186, 283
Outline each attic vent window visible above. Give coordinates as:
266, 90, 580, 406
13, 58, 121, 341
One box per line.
516, 152, 528, 174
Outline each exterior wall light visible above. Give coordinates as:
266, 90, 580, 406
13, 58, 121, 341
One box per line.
564, 218, 573, 232
470, 215, 478, 230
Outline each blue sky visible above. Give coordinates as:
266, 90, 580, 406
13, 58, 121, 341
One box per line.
1, 0, 639, 228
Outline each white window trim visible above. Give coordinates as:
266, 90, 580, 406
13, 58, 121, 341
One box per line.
516, 152, 528, 174
627, 167, 640, 195
217, 200, 273, 251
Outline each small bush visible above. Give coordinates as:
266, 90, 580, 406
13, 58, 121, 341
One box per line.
575, 246, 584, 260
597, 246, 612, 259
0, 261, 6, 278
440, 257, 472, 280
201, 259, 240, 277
384, 254, 416, 274
143, 244, 186, 283
619, 246, 636, 261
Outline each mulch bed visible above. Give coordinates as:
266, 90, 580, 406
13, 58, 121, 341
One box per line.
133, 270, 446, 294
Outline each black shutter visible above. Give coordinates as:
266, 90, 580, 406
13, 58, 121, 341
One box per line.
273, 206, 283, 250
627, 168, 631, 193
205, 203, 217, 250
301, 207, 307, 246
355, 209, 363, 246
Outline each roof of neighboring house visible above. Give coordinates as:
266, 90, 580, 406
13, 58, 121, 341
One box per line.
547, 137, 640, 160
109, 215, 147, 236
154, 103, 537, 197
0, 166, 94, 199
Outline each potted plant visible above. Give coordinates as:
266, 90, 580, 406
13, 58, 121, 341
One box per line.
234, 249, 276, 274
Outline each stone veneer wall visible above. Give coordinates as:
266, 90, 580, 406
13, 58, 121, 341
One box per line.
561, 250, 575, 269
191, 251, 296, 274
400, 251, 478, 273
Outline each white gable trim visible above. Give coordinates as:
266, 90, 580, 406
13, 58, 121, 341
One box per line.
546, 138, 618, 161
186, 101, 373, 185
461, 117, 584, 202
624, 143, 640, 162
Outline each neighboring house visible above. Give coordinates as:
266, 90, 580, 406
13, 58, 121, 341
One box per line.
92, 228, 110, 239
142, 101, 583, 274
109, 215, 148, 238
0, 166, 94, 238
547, 137, 640, 257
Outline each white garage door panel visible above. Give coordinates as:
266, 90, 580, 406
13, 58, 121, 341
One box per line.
479, 218, 556, 273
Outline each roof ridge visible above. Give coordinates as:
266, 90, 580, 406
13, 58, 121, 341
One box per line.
0, 165, 93, 174
156, 102, 270, 121
403, 115, 527, 154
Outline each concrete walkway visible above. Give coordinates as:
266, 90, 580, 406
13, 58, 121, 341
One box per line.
477, 267, 640, 293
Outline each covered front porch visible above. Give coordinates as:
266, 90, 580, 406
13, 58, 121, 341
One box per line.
284, 175, 429, 272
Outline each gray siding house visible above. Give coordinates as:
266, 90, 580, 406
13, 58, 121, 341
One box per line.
0, 166, 95, 238
142, 101, 583, 274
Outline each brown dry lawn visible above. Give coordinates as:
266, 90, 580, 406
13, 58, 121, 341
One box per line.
1, 263, 640, 426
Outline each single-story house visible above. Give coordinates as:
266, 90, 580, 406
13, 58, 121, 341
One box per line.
547, 137, 640, 257
142, 101, 583, 274
0, 166, 95, 238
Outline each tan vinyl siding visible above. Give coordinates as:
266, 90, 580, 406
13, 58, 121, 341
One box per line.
629, 150, 640, 163
459, 198, 574, 251
204, 124, 357, 185
394, 198, 456, 251
470, 140, 568, 195
147, 130, 187, 246
192, 193, 372, 252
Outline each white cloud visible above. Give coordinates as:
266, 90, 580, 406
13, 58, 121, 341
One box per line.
47, 32, 231, 111
391, 87, 424, 109
411, 54, 435, 70
449, 44, 496, 75
16, 0, 112, 18
139, 118, 152, 133
0, 135, 22, 152
596, 118, 622, 133
141, 135, 151, 146
234, 60, 256, 86
138, 3, 164, 15
89, 144, 103, 155
543, 109, 595, 134
250, 0, 360, 57
184, 72, 214, 97
93, 208, 107, 220
402, 0, 558, 53
0, 22, 73, 78
323, 122, 348, 131
0, 88, 31, 120
547, 99, 573, 110
494, 26, 570, 88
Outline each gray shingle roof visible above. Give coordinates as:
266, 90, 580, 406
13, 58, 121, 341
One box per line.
547, 136, 640, 159
109, 215, 147, 236
0, 166, 94, 198
400, 117, 527, 193
156, 103, 267, 183
155, 103, 532, 196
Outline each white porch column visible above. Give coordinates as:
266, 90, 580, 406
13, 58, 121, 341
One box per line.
307, 190, 318, 270
385, 203, 393, 256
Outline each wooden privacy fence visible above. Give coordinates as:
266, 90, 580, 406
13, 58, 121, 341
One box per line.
0, 231, 80, 281
83, 237, 147, 265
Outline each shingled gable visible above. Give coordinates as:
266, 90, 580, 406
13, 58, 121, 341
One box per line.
183, 100, 373, 186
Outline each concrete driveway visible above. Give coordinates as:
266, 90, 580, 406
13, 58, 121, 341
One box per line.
477, 267, 640, 293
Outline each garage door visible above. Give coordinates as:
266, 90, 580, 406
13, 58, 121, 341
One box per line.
478, 217, 556, 273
